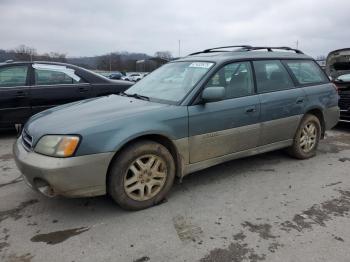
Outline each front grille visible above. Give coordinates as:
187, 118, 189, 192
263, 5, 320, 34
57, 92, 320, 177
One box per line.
21, 129, 33, 151
339, 90, 350, 111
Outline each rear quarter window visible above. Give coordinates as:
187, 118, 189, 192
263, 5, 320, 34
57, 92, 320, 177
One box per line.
284, 60, 328, 85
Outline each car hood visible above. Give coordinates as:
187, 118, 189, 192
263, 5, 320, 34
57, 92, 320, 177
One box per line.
25, 95, 168, 141
326, 48, 350, 79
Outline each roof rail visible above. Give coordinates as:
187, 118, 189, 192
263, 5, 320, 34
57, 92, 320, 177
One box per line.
189, 45, 252, 55
189, 45, 304, 56
242, 46, 304, 54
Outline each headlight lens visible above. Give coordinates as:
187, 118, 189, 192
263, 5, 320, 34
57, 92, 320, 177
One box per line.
34, 135, 80, 157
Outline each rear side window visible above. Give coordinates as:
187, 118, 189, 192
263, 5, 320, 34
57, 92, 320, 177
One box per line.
284, 60, 328, 85
253, 60, 294, 93
0, 66, 28, 87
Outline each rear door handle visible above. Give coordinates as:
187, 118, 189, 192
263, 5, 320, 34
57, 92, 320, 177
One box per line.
245, 106, 257, 113
78, 87, 89, 93
296, 98, 304, 104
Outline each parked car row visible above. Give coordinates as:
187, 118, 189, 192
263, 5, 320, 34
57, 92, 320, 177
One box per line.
0, 61, 133, 129
107, 71, 148, 82
13, 45, 339, 210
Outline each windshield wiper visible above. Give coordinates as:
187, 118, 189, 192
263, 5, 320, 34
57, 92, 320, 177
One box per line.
120, 92, 150, 101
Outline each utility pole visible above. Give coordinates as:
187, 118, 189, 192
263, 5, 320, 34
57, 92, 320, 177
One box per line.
178, 40, 181, 58
109, 53, 112, 72
296, 40, 299, 49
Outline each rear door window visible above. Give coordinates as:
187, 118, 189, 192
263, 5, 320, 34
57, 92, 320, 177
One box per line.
253, 60, 294, 93
284, 60, 328, 85
0, 66, 28, 87
33, 64, 85, 85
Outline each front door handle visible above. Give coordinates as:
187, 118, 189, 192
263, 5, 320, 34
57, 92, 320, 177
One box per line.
15, 91, 27, 98
245, 106, 257, 113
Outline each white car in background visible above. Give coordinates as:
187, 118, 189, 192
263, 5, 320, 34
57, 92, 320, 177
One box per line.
122, 73, 143, 82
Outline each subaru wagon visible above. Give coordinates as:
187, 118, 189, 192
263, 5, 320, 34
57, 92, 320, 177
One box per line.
13, 46, 339, 210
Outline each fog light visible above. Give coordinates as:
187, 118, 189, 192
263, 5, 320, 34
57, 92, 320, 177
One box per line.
34, 179, 56, 198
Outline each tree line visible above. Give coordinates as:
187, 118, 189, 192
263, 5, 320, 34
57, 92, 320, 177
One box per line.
0, 45, 173, 72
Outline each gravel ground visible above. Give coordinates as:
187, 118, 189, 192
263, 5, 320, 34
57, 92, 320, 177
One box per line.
0, 124, 349, 262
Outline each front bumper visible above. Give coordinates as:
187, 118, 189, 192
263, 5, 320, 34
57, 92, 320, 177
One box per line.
339, 109, 350, 123
13, 137, 114, 198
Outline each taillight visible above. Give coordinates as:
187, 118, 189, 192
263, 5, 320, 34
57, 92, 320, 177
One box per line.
332, 83, 339, 93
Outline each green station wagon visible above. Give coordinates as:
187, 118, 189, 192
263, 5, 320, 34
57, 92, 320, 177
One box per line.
14, 46, 339, 210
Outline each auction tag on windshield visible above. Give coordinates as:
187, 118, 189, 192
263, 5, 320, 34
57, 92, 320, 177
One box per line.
189, 62, 213, 69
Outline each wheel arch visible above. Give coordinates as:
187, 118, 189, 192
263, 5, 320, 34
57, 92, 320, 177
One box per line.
105, 133, 182, 194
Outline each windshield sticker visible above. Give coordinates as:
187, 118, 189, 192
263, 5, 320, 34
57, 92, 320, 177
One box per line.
189, 62, 213, 69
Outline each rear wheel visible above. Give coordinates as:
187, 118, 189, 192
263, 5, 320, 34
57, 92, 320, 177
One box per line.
287, 114, 321, 159
108, 140, 175, 210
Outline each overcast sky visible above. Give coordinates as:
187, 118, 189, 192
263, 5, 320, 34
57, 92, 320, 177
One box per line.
0, 0, 349, 58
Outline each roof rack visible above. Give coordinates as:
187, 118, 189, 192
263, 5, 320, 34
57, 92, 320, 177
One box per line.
189, 45, 252, 55
242, 46, 304, 54
189, 45, 304, 56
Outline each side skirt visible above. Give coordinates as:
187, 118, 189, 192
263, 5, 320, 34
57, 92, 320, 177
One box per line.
183, 139, 293, 176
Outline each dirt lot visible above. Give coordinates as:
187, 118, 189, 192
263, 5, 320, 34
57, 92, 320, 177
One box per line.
0, 125, 350, 262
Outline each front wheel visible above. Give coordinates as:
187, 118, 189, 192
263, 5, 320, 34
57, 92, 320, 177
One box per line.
108, 140, 175, 210
287, 114, 321, 159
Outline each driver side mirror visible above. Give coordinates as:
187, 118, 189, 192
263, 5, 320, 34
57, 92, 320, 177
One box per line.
201, 86, 225, 103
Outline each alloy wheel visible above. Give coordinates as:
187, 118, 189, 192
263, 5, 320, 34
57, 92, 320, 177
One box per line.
299, 122, 317, 153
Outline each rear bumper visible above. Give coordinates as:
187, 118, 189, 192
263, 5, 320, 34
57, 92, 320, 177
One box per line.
13, 137, 114, 197
324, 106, 340, 129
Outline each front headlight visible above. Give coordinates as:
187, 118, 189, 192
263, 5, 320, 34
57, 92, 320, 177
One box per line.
34, 135, 80, 157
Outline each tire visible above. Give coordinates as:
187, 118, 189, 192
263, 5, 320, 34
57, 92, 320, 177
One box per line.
287, 114, 321, 159
108, 140, 175, 210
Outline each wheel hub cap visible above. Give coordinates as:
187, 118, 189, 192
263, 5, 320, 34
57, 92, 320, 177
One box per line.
124, 154, 167, 201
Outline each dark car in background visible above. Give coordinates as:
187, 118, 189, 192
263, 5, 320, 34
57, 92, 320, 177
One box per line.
108, 71, 126, 80
0, 61, 133, 129
326, 48, 350, 122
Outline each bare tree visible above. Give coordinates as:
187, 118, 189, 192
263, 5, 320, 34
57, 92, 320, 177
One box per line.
316, 55, 326, 60
154, 51, 172, 60
48, 52, 67, 62
13, 45, 37, 61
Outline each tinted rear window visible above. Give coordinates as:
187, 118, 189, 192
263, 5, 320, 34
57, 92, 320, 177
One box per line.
284, 60, 328, 85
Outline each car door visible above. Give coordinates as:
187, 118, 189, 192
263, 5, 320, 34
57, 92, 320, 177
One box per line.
253, 60, 306, 146
0, 64, 31, 128
188, 61, 261, 163
30, 63, 93, 115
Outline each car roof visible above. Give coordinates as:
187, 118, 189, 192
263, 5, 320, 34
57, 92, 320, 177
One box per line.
0, 61, 134, 85
0, 60, 83, 69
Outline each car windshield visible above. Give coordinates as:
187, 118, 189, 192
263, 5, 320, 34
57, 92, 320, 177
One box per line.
125, 61, 214, 103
